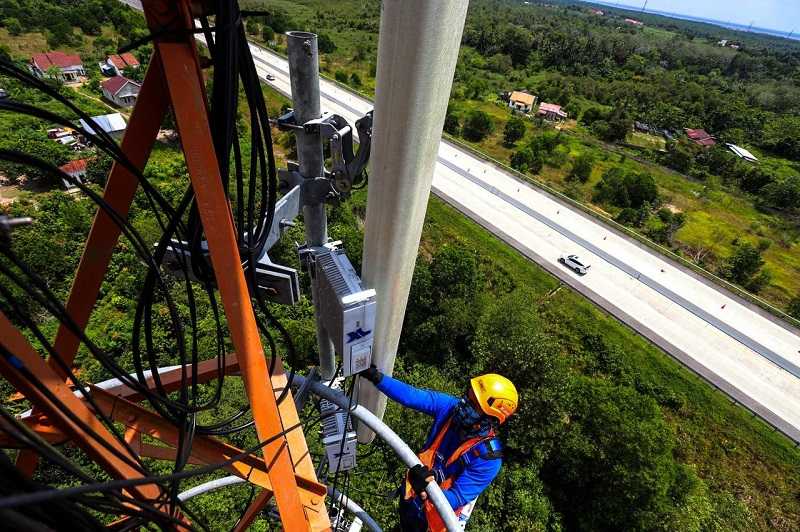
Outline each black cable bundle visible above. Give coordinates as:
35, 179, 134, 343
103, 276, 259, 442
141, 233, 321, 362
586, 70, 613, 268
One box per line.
0, 0, 309, 527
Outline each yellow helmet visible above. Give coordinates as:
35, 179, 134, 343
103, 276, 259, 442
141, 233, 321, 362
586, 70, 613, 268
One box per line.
469, 374, 518, 424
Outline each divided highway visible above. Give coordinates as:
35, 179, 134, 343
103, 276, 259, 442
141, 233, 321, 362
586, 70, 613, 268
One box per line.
242, 42, 800, 442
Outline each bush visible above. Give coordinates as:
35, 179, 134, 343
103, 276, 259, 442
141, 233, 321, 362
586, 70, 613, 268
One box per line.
568, 153, 594, 183
503, 116, 526, 146
510, 148, 543, 174
462, 110, 494, 142
4, 17, 22, 36
348, 72, 361, 87
594, 167, 658, 209
787, 297, 800, 320
261, 25, 275, 43
721, 241, 771, 293
334, 70, 348, 83
443, 110, 460, 136
317, 33, 336, 54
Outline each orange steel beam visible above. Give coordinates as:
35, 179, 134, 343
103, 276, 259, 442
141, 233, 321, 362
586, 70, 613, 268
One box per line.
0, 312, 162, 502
156, 34, 312, 530
90, 386, 327, 500
233, 489, 274, 532
15, 52, 169, 477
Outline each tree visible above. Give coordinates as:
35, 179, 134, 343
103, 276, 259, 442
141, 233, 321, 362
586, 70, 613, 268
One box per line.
334, 70, 348, 83
317, 33, 336, 54
4, 17, 22, 36
348, 72, 361, 87
245, 19, 260, 35
543, 378, 699, 531
443, 109, 460, 136
503, 117, 525, 147
721, 241, 771, 293
568, 153, 594, 183
664, 140, 697, 174
787, 297, 800, 320
462, 110, 494, 142
624, 172, 658, 209
261, 25, 275, 43
85, 154, 113, 186
760, 175, 800, 211
0, 130, 71, 184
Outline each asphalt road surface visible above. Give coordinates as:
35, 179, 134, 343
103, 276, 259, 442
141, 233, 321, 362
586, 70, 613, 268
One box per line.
236, 41, 800, 442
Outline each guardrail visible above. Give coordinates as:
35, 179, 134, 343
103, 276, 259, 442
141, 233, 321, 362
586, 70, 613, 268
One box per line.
439, 132, 800, 332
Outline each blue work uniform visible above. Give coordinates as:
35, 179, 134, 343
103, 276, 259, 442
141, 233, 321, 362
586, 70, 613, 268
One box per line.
376, 375, 502, 529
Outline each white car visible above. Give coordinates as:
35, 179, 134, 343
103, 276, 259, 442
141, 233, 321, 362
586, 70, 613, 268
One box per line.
559, 254, 590, 275
265, 73, 276, 81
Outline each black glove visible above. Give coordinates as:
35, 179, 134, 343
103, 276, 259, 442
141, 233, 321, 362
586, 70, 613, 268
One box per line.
360, 364, 383, 385
408, 464, 434, 496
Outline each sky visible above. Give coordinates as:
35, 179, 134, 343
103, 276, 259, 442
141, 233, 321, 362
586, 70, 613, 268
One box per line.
592, 1, 799, 34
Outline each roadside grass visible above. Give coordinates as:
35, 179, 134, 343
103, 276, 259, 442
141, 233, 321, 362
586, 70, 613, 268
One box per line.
443, 95, 800, 307
423, 196, 800, 529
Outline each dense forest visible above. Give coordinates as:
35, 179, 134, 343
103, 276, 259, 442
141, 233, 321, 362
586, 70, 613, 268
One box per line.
0, 1, 800, 531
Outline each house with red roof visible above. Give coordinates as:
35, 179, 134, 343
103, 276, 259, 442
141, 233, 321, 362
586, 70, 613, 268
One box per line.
29, 51, 85, 83
58, 158, 88, 190
537, 102, 568, 121
685, 128, 716, 148
101, 76, 141, 107
104, 53, 141, 76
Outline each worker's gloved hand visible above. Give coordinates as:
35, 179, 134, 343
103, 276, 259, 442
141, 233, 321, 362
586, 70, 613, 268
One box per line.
360, 364, 383, 385
409, 464, 435, 500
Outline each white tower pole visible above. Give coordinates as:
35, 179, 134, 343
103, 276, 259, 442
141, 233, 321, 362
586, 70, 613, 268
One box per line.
356, 0, 470, 442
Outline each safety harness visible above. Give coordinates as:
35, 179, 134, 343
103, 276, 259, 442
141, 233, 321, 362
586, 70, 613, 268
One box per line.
404, 416, 503, 531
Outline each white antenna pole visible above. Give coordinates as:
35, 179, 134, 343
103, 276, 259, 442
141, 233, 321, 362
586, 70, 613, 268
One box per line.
356, 0, 469, 442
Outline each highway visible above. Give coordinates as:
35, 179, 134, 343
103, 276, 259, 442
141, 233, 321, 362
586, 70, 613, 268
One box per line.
239, 42, 800, 442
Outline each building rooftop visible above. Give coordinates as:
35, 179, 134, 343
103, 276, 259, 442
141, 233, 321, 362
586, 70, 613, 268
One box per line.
101, 76, 139, 95
509, 91, 535, 106
79, 113, 127, 135
59, 159, 88, 175
31, 51, 82, 70
727, 143, 759, 162
107, 53, 140, 70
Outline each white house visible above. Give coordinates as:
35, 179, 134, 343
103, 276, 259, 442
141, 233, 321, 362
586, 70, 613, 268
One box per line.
101, 76, 141, 107
29, 51, 85, 83
79, 113, 127, 139
726, 143, 759, 163
508, 91, 536, 114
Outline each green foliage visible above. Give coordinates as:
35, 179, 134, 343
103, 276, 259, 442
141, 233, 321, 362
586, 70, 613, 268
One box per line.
594, 167, 658, 209
787, 297, 800, 320
510, 146, 543, 174
0, 129, 71, 184
462, 110, 494, 142
317, 33, 336, 54
261, 25, 275, 43
443, 108, 460, 136
3, 17, 22, 36
543, 377, 704, 531
334, 70, 348, 83
503, 116, 526, 147
721, 240, 771, 293
348, 72, 361, 87
567, 152, 593, 183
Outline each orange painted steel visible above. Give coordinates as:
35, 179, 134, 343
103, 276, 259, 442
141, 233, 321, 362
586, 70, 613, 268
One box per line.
233, 488, 274, 532
90, 386, 328, 507
1, 0, 330, 527
0, 311, 162, 503
158, 39, 311, 530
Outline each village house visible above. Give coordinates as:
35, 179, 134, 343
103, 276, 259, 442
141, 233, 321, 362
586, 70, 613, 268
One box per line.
726, 143, 759, 162
101, 76, 141, 107
685, 128, 716, 147
102, 53, 141, 76
29, 52, 85, 83
58, 158, 88, 190
508, 91, 536, 114
79, 113, 128, 140
537, 102, 568, 121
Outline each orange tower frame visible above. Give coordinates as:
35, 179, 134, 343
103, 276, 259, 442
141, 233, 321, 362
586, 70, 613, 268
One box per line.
0, 1, 330, 529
